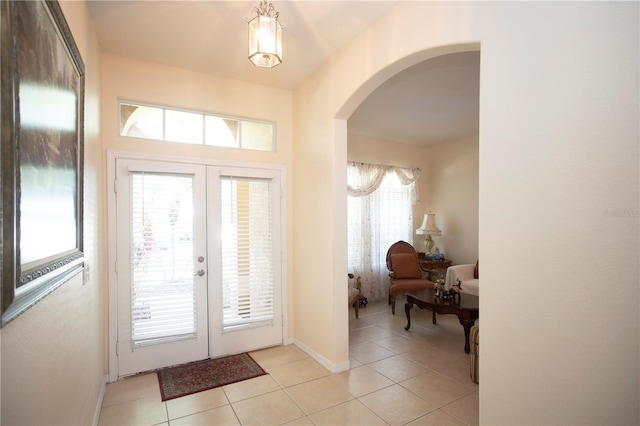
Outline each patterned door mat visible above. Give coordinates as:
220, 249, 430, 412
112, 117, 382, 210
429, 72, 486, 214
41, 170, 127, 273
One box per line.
156, 352, 267, 401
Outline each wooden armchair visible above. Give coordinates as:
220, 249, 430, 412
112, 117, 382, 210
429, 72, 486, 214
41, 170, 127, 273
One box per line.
386, 241, 434, 314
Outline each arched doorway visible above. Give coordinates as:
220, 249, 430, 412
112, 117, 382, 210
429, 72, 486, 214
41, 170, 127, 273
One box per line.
344, 50, 480, 315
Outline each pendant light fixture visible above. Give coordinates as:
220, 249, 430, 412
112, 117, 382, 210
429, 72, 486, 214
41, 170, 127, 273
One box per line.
247, 1, 283, 68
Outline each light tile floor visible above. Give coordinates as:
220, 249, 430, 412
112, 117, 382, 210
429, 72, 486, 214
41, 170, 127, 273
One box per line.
99, 297, 478, 425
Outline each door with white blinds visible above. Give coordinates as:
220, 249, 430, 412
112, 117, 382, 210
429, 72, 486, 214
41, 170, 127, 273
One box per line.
112, 158, 284, 377
115, 159, 208, 376
207, 168, 282, 357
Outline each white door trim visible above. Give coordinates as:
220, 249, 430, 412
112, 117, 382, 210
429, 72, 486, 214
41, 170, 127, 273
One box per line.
107, 150, 288, 382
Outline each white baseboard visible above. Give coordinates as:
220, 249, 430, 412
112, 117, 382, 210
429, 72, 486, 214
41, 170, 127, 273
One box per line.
293, 339, 350, 373
93, 375, 108, 426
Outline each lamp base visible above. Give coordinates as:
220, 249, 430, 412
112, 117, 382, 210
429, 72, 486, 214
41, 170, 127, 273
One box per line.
424, 235, 435, 254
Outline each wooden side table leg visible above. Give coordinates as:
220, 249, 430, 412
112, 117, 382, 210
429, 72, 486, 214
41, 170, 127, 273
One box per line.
459, 316, 477, 354
404, 300, 414, 331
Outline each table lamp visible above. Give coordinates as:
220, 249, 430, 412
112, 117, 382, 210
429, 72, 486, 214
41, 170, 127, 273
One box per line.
416, 212, 441, 254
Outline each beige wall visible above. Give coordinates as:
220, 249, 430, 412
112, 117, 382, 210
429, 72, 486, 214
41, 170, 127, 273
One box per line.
347, 132, 479, 265
100, 54, 293, 168
294, 1, 638, 424
423, 134, 479, 265
0, 1, 106, 424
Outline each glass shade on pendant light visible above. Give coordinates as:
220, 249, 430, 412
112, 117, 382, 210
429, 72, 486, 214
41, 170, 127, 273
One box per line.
248, 2, 282, 68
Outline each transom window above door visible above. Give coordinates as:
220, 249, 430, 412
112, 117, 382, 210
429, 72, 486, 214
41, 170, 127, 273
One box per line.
119, 101, 275, 152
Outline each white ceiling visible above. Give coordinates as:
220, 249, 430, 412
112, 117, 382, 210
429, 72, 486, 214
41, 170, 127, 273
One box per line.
349, 51, 480, 145
87, 0, 479, 145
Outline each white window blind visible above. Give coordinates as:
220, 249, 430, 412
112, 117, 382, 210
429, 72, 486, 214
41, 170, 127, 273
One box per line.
130, 172, 196, 346
220, 177, 274, 331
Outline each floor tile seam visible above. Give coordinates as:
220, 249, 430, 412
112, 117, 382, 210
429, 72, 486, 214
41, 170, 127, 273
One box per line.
163, 398, 171, 423
164, 391, 232, 421
281, 385, 356, 417
228, 389, 305, 425
399, 362, 474, 390
265, 357, 332, 382
255, 356, 312, 370
441, 389, 478, 406
363, 341, 407, 349
100, 395, 155, 409
102, 385, 162, 407
400, 392, 465, 413
356, 385, 437, 426
399, 350, 462, 371
228, 386, 286, 406
262, 388, 309, 424
349, 323, 379, 331
280, 375, 329, 391
272, 372, 331, 389
375, 328, 414, 340
350, 340, 399, 354
371, 352, 432, 370
390, 380, 449, 409
221, 381, 282, 404
100, 393, 164, 412
436, 391, 479, 425
261, 364, 321, 380
225, 396, 248, 426
365, 368, 413, 385
368, 346, 409, 357
424, 336, 466, 352
349, 334, 396, 344
166, 402, 232, 423
353, 311, 386, 318
327, 365, 396, 399
349, 381, 397, 399
398, 406, 441, 426
350, 353, 397, 365
428, 365, 480, 390
394, 352, 444, 371
439, 404, 474, 426
216, 386, 235, 406
312, 398, 390, 426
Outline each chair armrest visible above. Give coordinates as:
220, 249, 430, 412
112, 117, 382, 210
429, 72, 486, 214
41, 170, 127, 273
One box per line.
444, 264, 476, 289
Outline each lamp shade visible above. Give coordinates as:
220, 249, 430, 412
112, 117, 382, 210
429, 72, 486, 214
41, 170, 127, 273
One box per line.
248, 14, 282, 68
416, 213, 441, 236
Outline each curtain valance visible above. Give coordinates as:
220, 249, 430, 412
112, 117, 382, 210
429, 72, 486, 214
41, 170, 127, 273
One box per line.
347, 162, 420, 204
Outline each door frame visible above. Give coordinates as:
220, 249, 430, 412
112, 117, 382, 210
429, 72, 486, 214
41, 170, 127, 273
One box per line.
107, 150, 289, 382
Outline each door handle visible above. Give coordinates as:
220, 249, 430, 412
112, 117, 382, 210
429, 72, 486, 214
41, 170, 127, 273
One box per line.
195, 269, 205, 277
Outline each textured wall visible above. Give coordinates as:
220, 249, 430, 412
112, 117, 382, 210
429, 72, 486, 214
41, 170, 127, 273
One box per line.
293, 1, 638, 423
0, 1, 106, 424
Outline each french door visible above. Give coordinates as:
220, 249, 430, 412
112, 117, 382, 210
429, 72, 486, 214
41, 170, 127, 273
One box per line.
208, 168, 282, 358
113, 158, 283, 377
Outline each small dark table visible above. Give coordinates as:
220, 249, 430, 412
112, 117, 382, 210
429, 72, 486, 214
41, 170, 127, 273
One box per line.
419, 259, 451, 281
404, 288, 479, 353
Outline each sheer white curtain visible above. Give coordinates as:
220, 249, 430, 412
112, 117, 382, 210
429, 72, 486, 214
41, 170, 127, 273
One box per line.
347, 162, 420, 301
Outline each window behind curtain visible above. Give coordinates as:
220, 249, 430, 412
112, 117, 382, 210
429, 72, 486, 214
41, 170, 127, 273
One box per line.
348, 172, 415, 301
